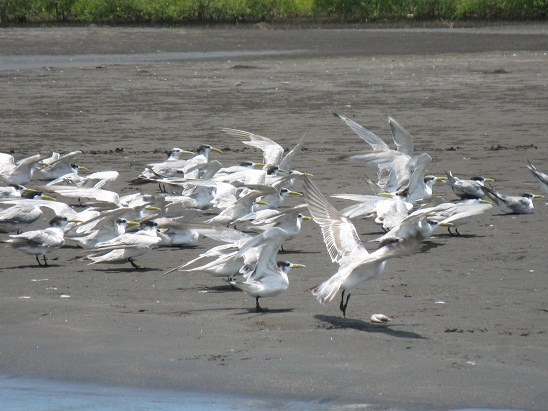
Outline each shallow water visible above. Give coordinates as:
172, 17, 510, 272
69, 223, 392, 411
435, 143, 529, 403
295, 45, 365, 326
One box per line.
0, 50, 303, 71
0, 375, 522, 411
0, 375, 329, 411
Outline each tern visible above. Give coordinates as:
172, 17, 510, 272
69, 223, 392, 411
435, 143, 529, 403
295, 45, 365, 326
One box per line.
228, 226, 306, 312
0, 185, 38, 199
134, 147, 195, 183
204, 190, 268, 226
444, 171, 494, 200
334, 113, 417, 191
0, 152, 47, 185
229, 260, 305, 312
0, 191, 57, 232
1, 215, 81, 266
85, 220, 162, 268
47, 170, 119, 189
70, 217, 140, 249
38, 150, 86, 180
480, 186, 542, 215
303, 176, 419, 318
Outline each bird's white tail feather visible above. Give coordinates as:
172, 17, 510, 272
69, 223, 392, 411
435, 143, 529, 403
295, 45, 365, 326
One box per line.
308, 275, 341, 304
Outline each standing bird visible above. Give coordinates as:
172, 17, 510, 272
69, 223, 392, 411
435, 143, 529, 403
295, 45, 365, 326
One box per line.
303, 177, 419, 318
480, 186, 542, 215
229, 227, 306, 312
1, 215, 81, 266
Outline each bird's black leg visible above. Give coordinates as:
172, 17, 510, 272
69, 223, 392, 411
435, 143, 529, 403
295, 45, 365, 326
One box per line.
128, 258, 141, 269
455, 228, 461, 236
447, 227, 454, 236
339, 290, 351, 318
35, 255, 42, 266
255, 296, 263, 313
43, 255, 49, 267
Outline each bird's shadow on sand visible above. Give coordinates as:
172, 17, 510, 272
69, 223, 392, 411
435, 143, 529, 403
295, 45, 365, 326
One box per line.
279, 249, 321, 255
420, 241, 445, 253
91, 266, 161, 273
434, 233, 484, 239
7, 263, 61, 269
195, 284, 239, 293
237, 307, 295, 315
315, 314, 426, 339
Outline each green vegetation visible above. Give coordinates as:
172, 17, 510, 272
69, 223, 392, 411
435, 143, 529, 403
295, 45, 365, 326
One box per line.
0, 0, 546, 24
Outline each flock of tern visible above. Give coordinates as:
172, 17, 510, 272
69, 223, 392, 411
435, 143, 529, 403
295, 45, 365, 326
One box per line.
1, 114, 545, 318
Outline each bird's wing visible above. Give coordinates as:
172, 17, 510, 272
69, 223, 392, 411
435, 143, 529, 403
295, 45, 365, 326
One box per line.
0, 153, 16, 174
11, 228, 58, 245
279, 135, 305, 172
236, 226, 287, 260
403, 153, 432, 203
45, 150, 82, 167
527, 161, 548, 193
15, 153, 45, 168
82, 171, 120, 189
94, 232, 158, 250
303, 177, 368, 264
388, 116, 414, 155
440, 202, 492, 224
334, 113, 390, 151
480, 185, 504, 205
221, 128, 284, 166
48, 186, 119, 207
357, 236, 420, 269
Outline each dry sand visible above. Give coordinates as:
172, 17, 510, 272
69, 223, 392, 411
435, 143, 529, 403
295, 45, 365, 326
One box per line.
0, 25, 547, 410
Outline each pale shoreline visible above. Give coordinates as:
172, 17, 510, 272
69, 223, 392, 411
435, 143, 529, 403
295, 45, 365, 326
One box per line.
0, 27, 547, 410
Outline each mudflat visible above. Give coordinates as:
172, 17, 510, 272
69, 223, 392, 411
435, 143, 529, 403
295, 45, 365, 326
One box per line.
0, 25, 547, 410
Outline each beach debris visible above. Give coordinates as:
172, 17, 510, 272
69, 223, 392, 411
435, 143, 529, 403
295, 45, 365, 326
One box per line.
370, 314, 391, 323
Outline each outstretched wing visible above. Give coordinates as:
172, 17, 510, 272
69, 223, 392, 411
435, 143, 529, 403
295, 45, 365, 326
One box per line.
303, 176, 367, 264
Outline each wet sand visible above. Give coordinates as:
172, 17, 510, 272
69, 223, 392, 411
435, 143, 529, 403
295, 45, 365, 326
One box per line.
0, 26, 547, 410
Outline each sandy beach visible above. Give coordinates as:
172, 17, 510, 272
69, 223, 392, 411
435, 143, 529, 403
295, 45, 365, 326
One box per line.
0, 25, 547, 410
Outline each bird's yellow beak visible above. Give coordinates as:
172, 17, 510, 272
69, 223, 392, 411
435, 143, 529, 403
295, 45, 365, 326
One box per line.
22, 188, 39, 194
288, 190, 303, 196
278, 168, 288, 173
42, 195, 57, 201
435, 176, 448, 181
480, 199, 492, 204
127, 221, 141, 226
533, 194, 544, 199
78, 165, 89, 171
438, 222, 454, 227
290, 263, 306, 269
253, 162, 265, 168
256, 200, 269, 206
377, 192, 394, 198
302, 215, 313, 221
69, 219, 85, 223
210, 147, 223, 153
299, 172, 313, 177
484, 178, 495, 182
38, 161, 50, 167
145, 205, 162, 211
